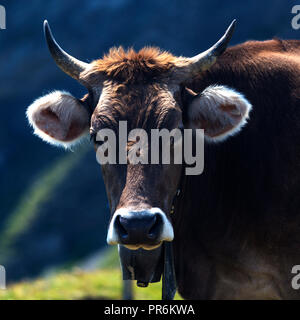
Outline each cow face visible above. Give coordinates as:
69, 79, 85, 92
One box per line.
27, 20, 252, 283
88, 79, 182, 250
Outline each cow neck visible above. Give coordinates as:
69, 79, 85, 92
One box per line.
162, 165, 186, 300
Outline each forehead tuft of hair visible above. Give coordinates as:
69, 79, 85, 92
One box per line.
88, 47, 179, 83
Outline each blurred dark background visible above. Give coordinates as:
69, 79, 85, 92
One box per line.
0, 0, 298, 283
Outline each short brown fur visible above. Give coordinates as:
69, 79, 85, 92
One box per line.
88, 47, 179, 83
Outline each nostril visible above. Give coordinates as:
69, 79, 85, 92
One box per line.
115, 215, 128, 240
148, 214, 163, 239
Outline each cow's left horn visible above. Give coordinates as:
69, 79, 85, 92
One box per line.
43, 20, 89, 80
175, 20, 236, 80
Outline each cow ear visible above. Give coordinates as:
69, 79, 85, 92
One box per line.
185, 85, 252, 142
26, 91, 90, 148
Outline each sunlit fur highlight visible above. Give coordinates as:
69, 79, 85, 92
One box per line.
84, 47, 180, 83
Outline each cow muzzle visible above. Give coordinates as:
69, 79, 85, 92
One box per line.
107, 207, 174, 250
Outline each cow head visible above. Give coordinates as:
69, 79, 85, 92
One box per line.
27, 20, 252, 285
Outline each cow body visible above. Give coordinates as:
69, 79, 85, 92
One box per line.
27, 20, 300, 299
173, 39, 300, 299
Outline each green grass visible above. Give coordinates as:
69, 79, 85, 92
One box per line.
0, 247, 182, 300
0, 268, 124, 300
0, 267, 182, 300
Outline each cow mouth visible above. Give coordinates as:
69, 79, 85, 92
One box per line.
119, 244, 164, 284
124, 242, 162, 251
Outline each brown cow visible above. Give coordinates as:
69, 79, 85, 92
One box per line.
27, 20, 300, 299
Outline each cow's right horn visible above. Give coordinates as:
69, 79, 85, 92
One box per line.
43, 20, 89, 80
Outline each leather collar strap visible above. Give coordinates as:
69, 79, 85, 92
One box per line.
162, 165, 186, 300
162, 241, 176, 300
162, 160, 188, 300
